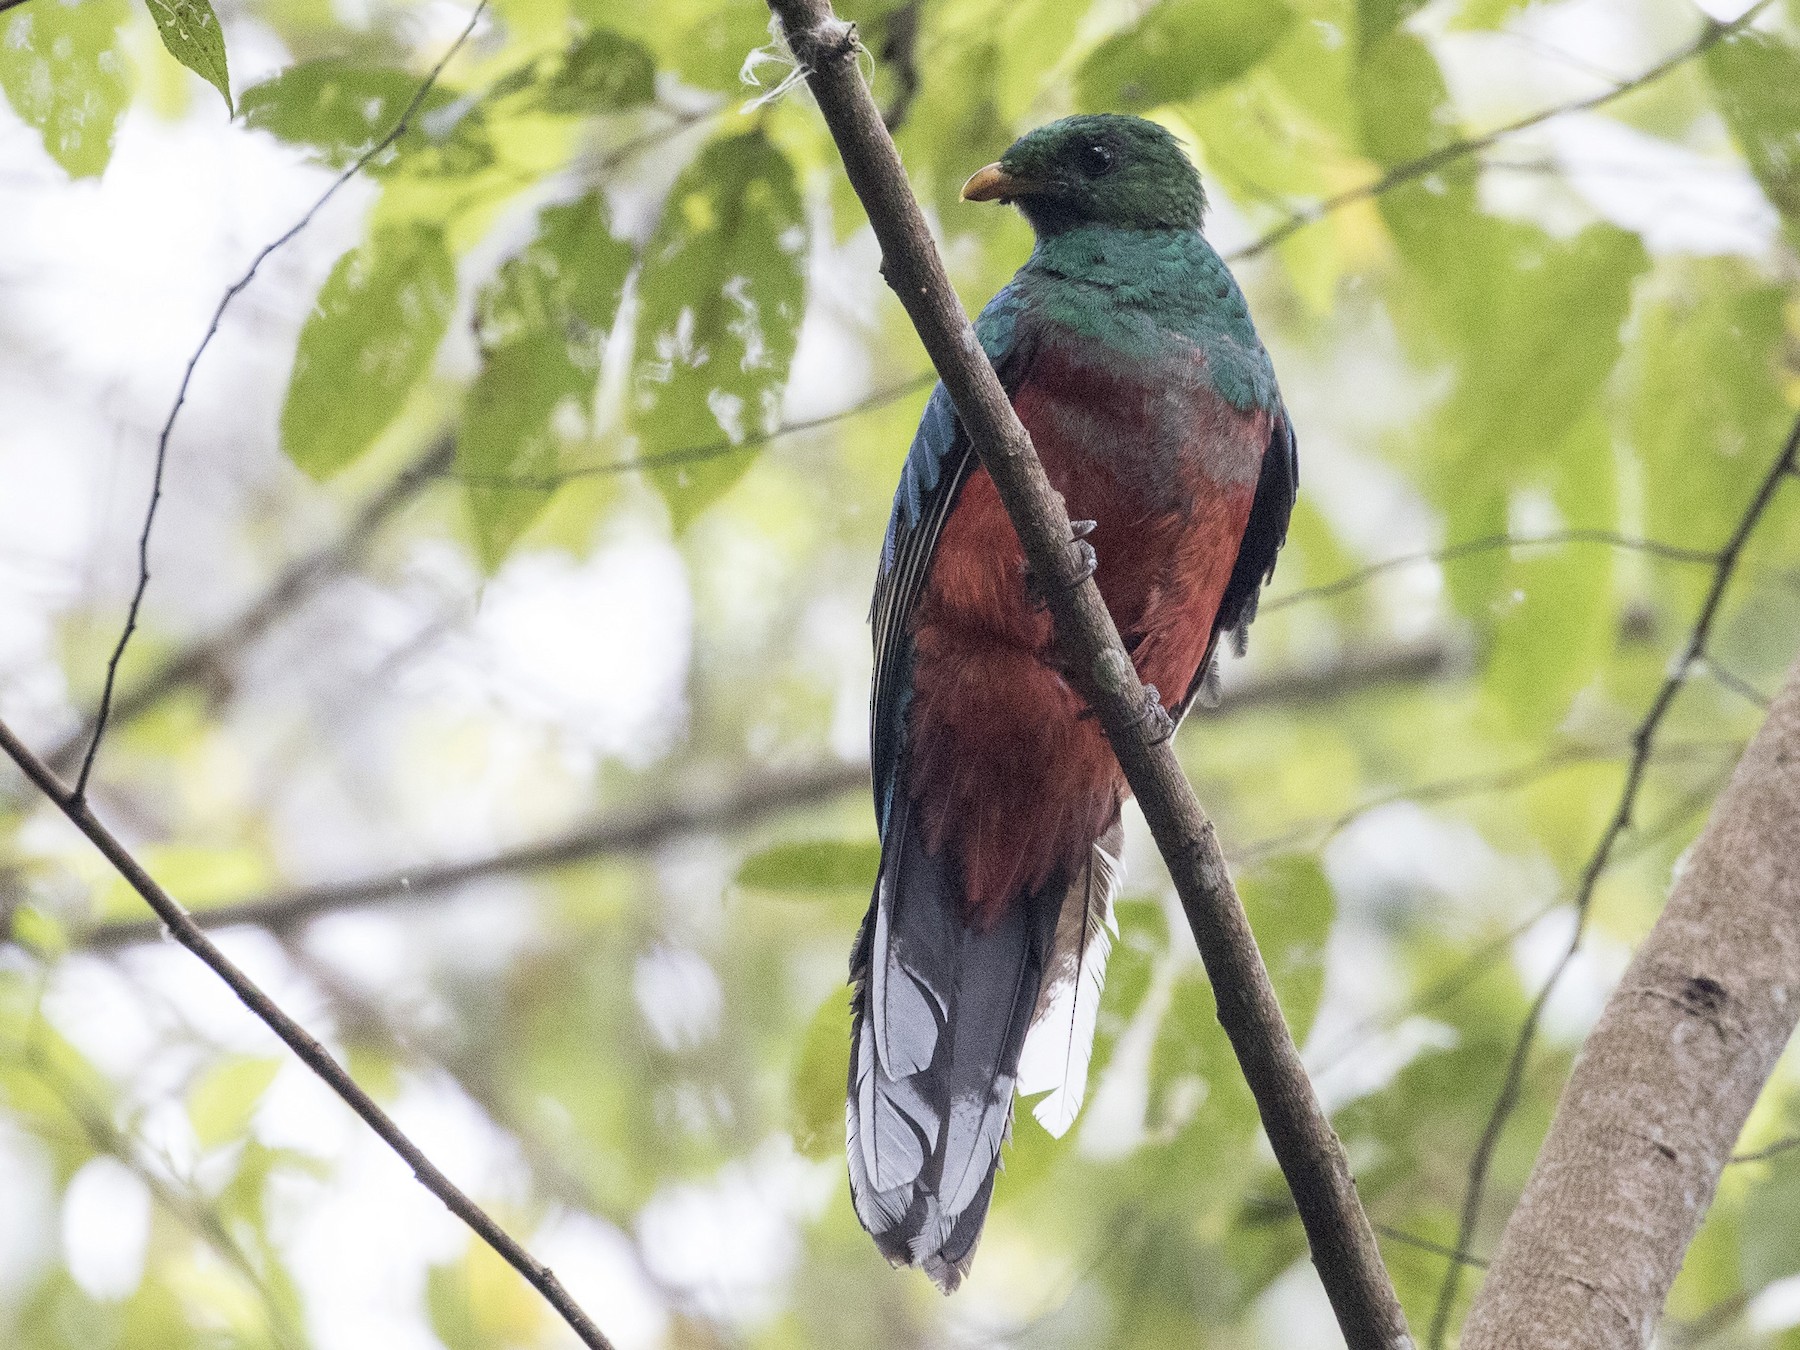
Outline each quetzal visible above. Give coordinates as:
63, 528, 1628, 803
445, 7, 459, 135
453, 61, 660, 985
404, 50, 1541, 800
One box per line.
847, 114, 1297, 1289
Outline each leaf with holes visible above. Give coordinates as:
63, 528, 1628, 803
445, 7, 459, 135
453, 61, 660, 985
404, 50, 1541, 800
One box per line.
145, 0, 231, 112
460, 192, 633, 566
632, 131, 807, 527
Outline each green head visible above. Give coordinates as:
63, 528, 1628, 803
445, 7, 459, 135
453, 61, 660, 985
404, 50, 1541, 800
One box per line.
962, 114, 1206, 235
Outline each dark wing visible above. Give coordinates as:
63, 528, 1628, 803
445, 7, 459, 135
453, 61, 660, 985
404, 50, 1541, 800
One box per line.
1177, 407, 1299, 718
869, 286, 1035, 827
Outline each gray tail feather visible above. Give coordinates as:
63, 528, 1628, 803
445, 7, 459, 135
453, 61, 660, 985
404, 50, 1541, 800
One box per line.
846, 793, 1085, 1292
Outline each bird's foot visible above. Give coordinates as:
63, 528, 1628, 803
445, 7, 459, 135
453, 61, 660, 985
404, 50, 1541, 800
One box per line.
1025, 521, 1098, 609
1133, 685, 1177, 746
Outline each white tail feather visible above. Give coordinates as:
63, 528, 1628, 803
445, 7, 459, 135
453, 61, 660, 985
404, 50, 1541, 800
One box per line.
1017, 830, 1124, 1137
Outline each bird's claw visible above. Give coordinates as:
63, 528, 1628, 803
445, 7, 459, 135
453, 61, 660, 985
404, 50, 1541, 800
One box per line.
1134, 685, 1177, 746
1024, 530, 1098, 609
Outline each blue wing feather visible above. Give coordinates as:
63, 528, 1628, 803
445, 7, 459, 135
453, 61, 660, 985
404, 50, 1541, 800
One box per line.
870, 285, 1032, 828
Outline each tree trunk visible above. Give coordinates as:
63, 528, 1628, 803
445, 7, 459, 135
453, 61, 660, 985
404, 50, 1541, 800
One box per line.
1462, 654, 1800, 1348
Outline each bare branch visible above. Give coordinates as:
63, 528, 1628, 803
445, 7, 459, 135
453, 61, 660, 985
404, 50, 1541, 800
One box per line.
764, 2, 1409, 1342
0, 718, 617, 1350
79, 760, 870, 947
69, 642, 1458, 949
1459, 650, 1800, 1348
1430, 414, 1800, 1347
73, 5, 487, 801
1225, 3, 1774, 265
440, 375, 934, 489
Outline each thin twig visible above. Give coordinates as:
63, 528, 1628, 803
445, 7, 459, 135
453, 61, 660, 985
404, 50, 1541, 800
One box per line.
766, 2, 1410, 1342
1263, 529, 1717, 615
1224, 3, 1773, 265
1374, 1224, 1489, 1272
72, 5, 488, 802
1426, 413, 1800, 1349
440, 375, 934, 488
1729, 1135, 1800, 1164
1704, 658, 1773, 711
0, 718, 616, 1350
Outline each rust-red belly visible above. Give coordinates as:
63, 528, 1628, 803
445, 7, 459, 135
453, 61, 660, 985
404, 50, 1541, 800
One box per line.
903, 353, 1265, 925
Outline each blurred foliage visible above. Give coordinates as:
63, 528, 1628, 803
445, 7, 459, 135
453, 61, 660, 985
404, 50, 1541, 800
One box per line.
2, 0, 1800, 1347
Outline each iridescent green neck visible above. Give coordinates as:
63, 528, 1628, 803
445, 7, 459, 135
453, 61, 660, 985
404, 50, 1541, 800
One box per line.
1016, 225, 1278, 413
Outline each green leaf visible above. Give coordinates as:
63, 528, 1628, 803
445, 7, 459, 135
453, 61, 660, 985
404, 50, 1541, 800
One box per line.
145, 0, 231, 112
1356, 0, 1427, 53
240, 58, 455, 168
737, 839, 882, 892
0, 0, 133, 179
669, 6, 769, 93
789, 986, 852, 1158
1625, 261, 1791, 553
632, 131, 807, 527
1076, 0, 1294, 113
187, 1055, 281, 1149
491, 26, 656, 114
1706, 30, 1800, 224
1238, 854, 1335, 1045
1743, 1157, 1800, 1289
282, 224, 455, 479
460, 191, 633, 566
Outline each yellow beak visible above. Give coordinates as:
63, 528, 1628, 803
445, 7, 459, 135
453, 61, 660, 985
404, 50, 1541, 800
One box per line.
960, 163, 1031, 203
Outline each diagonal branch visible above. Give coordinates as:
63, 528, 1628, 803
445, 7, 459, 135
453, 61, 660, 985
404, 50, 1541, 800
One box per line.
1225, 1, 1773, 265
78, 760, 871, 947
1460, 650, 1800, 1348
1428, 413, 1800, 1347
0, 719, 617, 1350
73, 4, 487, 802
764, 1, 1409, 1343
67, 642, 1459, 950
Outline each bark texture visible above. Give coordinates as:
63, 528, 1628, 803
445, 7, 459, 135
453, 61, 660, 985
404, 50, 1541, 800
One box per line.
1462, 654, 1800, 1348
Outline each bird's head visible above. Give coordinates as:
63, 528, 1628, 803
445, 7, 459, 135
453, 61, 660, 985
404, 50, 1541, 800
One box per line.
961, 114, 1206, 235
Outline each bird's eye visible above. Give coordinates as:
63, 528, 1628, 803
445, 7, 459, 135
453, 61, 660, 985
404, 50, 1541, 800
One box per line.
1078, 144, 1114, 178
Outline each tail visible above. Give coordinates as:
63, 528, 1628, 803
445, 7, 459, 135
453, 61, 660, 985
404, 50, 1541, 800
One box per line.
847, 798, 1124, 1291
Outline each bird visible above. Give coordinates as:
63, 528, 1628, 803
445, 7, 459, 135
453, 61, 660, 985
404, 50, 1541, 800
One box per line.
846, 113, 1298, 1291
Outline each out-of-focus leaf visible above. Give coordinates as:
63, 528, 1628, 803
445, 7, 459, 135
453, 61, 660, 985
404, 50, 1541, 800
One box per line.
1624, 262, 1791, 554
239, 58, 453, 167
633, 131, 806, 527
737, 839, 881, 893
282, 224, 455, 479
1706, 30, 1800, 224
427, 1237, 546, 1350
1238, 854, 1335, 1045
1356, 0, 1427, 52
1743, 1158, 1800, 1289
670, 4, 769, 93
187, 1055, 281, 1149
0, 0, 132, 179
460, 191, 633, 566
145, 0, 231, 112
790, 986, 851, 1158
1076, 0, 1295, 113
490, 26, 656, 113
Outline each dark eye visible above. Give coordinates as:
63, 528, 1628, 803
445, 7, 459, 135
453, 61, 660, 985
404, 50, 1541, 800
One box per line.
1078, 143, 1114, 178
